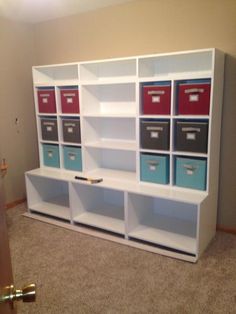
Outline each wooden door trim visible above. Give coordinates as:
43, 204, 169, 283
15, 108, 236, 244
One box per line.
5, 198, 26, 210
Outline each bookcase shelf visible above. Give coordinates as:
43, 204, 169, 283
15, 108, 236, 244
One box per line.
80, 58, 136, 82
26, 48, 224, 262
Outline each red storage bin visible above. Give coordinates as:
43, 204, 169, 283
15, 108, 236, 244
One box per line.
178, 82, 211, 115
37, 89, 56, 113
60, 88, 80, 114
142, 84, 171, 115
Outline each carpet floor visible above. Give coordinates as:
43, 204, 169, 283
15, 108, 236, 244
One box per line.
6, 203, 236, 314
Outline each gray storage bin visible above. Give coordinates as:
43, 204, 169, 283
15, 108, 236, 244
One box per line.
62, 118, 81, 143
140, 120, 170, 150
175, 121, 208, 153
41, 118, 58, 141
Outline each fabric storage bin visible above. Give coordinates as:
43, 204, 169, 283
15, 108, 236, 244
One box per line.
42, 144, 60, 168
175, 121, 208, 153
60, 87, 80, 113
140, 120, 170, 150
140, 153, 169, 184
142, 82, 171, 115
62, 119, 81, 143
177, 80, 211, 115
63, 146, 82, 171
175, 157, 207, 190
37, 88, 56, 113
41, 118, 58, 141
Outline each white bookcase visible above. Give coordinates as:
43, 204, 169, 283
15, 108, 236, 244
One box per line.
25, 49, 224, 262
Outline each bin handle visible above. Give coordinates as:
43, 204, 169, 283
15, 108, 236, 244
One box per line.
68, 153, 76, 157
39, 94, 50, 97
181, 127, 201, 133
148, 90, 165, 95
183, 164, 197, 171
63, 93, 76, 97
147, 160, 159, 166
47, 150, 53, 157
184, 88, 204, 94
146, 126, 163, 131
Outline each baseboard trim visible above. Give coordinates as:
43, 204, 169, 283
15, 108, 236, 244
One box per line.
217, 225, 236, 235
5, 198, 26, 209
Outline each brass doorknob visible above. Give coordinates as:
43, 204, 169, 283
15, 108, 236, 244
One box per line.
15, 283, 36, 302
0, 283, 36, 305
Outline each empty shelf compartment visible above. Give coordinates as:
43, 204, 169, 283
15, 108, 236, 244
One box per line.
127, 193, 198, 254
26, 174, 70, 220
71, 183, 125, 235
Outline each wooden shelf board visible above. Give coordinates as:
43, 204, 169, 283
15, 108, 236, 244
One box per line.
139, 149, 170, 155
30, 194, 70, 220
37, 113, 57, 117
35, 81, 78, 87
174, 115, 210, 119
55, 80, 79, 86
138, 71, 212, 82
86, 168, 137, 183
26, 168, 207, 204
80, 77, 136, 85
140, 115, 170, 119
59, 114, 80, 117
83, 113, 136, 118
34, 83, 55, 87
61, 142, 82, 147
129, 224, 196, 254
40, 140, 59, 145
85, 139, 136, 151
172, 151, 208, 158
73, 211, 125, 234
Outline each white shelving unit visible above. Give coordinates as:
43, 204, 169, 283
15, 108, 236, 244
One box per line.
25, 49, 225, 262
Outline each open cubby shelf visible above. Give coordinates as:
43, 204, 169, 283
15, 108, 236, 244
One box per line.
26, 48, 224, 262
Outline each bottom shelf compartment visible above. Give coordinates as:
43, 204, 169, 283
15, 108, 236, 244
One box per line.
71, 183, 125, 235
25, 170, 205, 260
127, 193, 198, 254
30, 194, 70, 220
26, 175, 70, 220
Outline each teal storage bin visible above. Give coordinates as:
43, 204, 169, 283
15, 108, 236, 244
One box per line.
175, 157, 207, 190
63, 146, 82, 171
43, 144, 60, 168
140, 153, 169, 184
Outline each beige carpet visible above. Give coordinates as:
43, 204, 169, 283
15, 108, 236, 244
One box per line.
6, 203, 236, 314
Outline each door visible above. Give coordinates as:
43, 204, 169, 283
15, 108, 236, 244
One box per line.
0, 168, 15, 314
0, 161, 36, 313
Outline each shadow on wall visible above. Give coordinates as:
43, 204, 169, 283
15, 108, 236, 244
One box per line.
218, 54, 236, 228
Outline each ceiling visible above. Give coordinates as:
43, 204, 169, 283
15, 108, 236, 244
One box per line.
0, 0, 136, 23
